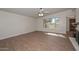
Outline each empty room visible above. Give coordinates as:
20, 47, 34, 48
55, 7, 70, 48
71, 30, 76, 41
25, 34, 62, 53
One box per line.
0, 8, 79, 51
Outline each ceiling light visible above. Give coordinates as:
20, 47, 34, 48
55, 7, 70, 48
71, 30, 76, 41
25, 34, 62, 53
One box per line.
39, 13, 43, 16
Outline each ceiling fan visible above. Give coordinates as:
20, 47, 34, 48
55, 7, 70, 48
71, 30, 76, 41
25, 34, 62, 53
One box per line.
37, 8, 49, 16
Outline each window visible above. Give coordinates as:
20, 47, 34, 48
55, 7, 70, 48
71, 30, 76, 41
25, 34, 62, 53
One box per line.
43, 17, 59, 29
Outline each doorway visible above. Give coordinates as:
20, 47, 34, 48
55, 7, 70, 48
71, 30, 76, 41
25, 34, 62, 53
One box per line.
66, 17, 76, 37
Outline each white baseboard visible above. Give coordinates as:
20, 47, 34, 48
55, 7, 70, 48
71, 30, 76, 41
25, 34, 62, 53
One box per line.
0, 31, 35, 40
69, 37, 79, 51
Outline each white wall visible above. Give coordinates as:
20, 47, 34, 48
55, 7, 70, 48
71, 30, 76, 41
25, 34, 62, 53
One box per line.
36, 10, 73, 34
0, 10, 36, 40
76, 8, 79, 31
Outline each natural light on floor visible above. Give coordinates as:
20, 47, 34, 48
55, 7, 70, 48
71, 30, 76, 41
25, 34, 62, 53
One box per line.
45, 33, 66, 38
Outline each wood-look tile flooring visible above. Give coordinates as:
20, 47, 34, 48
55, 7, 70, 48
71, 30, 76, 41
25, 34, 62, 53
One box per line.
0, 31, 75, 51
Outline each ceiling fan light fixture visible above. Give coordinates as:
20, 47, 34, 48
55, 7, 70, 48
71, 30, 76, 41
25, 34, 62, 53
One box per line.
39, 13, 43, 16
